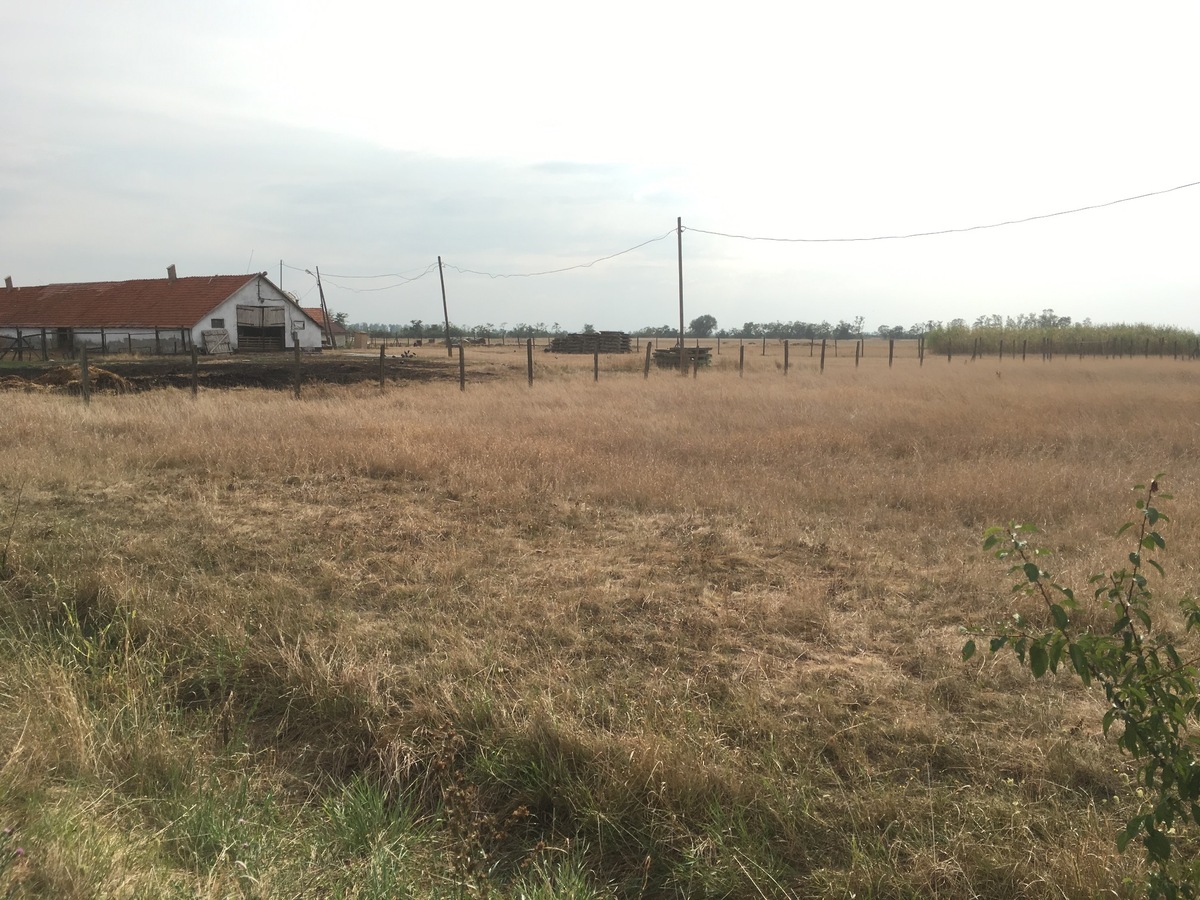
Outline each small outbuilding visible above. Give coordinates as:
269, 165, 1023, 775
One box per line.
0, 267, 325, 357
302, 307, 352, 349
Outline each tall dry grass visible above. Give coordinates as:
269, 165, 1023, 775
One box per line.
2, 354, 1198, 896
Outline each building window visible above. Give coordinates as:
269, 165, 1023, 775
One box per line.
211, 318, 225, 328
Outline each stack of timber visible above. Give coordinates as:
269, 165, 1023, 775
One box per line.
653, 345, 712, 369
545, 331, 632, 354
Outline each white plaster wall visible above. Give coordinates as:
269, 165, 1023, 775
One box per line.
194, 277, 324, 350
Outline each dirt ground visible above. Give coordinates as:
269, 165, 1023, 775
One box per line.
0, 351, 465, 393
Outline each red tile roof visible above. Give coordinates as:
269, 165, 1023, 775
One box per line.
0, 275, 259, 328
301, 307, 348, 334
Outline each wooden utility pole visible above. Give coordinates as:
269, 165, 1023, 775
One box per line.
677, 217, 686, 376
313, 267, 337, 351
438, 257, 453, 357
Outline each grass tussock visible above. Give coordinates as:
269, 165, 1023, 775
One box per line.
2, 354, 1197, 897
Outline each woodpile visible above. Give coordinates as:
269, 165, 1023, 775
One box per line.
545, 332, 632, 354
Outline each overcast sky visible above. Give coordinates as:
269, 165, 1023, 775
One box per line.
2, 2, 1198, 333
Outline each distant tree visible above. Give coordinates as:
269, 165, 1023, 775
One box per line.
688, 314, 718, 337
333, 311, 349, 328
633, 324, 678, 338
581, 323, 597, 334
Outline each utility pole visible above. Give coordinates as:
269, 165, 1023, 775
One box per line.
438, 256, 452, 357
677, 216, 686, 376
314, 266, 336, 351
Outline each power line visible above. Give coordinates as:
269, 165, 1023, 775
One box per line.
321, 263, 439, 280
446, 230, 676, 278
686, 179, 1200, 243
280, 261, 439, 293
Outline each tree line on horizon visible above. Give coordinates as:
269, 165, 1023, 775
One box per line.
346, 309, 1197, 347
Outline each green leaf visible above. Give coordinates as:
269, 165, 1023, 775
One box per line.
1144, 827, 1171, 863
1023, 562, 1041, 583
1050, 604, 1069, 630
962, 640, 976, 662
1069, 644, 1091, 685
990, 636, 1007, 653
1047, 637, 1065, 673
1117, 816, 1143, 852
1029, 643, 1049, 678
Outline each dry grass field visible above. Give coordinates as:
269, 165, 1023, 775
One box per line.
2, 348, 1199, 898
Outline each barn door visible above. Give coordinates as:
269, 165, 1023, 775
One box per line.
236, 305, 287, 351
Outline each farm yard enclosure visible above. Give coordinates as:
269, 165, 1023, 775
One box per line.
2, 357, 1199, 897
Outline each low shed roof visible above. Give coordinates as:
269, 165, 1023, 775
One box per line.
301, 307, 348, 334
0, 275, 259, 329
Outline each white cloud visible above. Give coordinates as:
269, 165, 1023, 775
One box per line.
1, 0, 1198, 332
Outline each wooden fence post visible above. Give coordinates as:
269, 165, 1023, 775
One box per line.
458, 344, 466, 391
80, 344, 91, 405
643, 342, 651, 379
888, 339, 894, 368
739, 344, 745, 378
593, 347, 599, 382
292, 335, 302, 399
819, 338, 826, 373
783, 340, 789, 375
527, 339, 534, 387
854, 341, 860, 368
378, 343, 386, 392
190, 344, 199, 398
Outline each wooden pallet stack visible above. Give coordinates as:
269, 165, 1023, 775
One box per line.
545, 331, 632, 354
653, 345, 712, 369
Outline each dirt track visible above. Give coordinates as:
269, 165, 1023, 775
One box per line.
0, 352, 464, 393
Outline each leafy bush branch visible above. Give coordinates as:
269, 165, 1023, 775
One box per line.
964, 478, 1200, 899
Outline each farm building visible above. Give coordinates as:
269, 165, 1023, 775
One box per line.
0, 268, 325, 358
301, 307, 352, 349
